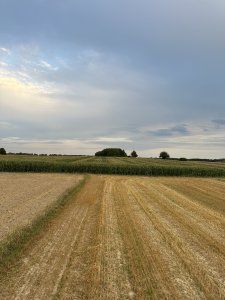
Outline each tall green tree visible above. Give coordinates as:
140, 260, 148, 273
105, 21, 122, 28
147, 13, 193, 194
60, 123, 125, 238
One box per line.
131, 150, 138, 157
159, 151, 170, 159
0, 148, 6, 155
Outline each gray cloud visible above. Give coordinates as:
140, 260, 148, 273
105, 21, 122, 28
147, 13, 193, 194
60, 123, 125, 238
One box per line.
212, 119, 225, 125
147, 125, 189, 137
1, 0, 225, 158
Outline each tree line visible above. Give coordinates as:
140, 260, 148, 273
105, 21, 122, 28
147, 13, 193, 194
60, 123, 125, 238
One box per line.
95, 148, 138, 157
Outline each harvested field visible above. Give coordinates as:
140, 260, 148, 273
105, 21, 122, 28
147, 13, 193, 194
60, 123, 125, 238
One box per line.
0, 173, 83, 242
0, 175, 225, 299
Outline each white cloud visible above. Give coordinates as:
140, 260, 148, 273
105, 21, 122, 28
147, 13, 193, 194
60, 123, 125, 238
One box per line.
93, 137, 132, 143
0, 137, 103, 155
0, 121, 14, 129
0, 47, 10, 54
0, 61, 8, 67
0, 77, 59, 121
39, 60, 58, 71
1, 1, 225, 158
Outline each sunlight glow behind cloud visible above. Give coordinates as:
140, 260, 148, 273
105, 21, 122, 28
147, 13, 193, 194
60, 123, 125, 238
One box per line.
0, 0, 225, 158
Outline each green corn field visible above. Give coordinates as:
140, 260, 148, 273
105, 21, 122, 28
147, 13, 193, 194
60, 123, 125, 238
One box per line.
0, 155, 225, 177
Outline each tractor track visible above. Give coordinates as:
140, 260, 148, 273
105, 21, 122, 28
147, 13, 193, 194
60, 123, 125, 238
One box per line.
0, 175, 225, 299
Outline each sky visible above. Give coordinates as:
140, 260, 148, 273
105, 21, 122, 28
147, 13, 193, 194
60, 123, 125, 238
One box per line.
0, 0, 225, 158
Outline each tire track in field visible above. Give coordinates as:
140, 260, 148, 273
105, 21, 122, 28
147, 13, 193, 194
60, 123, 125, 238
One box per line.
0, 175, 133, 300
113, 178, 203, 299
139, 178, 225, 248
1, 175, 225, 299
52, 175, 105, 299
0, 176, 103, 300
158, 178, 225, 223
93, 177, 133, 300
126, 178, 225, 299
162, 178, 225, 214
56, 176, 133, 300
140, 179, 225, 244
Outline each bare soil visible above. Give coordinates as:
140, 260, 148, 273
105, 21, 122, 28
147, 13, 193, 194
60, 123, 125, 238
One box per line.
0, 173, 83, 242
0, 175, 225, 299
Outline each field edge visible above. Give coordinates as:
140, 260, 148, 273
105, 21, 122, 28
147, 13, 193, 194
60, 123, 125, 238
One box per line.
0, 174, 88, 276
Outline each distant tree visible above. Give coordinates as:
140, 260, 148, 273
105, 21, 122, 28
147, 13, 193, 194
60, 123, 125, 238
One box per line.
131, 150, 138, 157
159, 151, 170, 159
179, 157, 187, 161
0, 148, 6, 155
95, 148, 127, 157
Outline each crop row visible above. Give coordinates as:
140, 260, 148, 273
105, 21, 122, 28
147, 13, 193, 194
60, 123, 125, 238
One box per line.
1, 160, 225, 177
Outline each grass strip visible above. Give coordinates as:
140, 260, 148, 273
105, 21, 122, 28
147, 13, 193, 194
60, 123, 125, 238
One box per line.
0, 175, 88, 276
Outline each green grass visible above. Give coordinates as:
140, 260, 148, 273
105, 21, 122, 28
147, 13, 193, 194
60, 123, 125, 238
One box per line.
0, 155, 225, 176
0, 175, 87, 275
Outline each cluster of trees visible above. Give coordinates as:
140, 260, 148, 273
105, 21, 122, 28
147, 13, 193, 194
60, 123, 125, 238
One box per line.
95, 148, 138, 157
95, 148, 127, 157
1, 146, 171, 159
94, 149, 171, 159
9, 152, 38, 156
0, 146, 181, 160
2, 146, 224, 161
0, 148, 6, 155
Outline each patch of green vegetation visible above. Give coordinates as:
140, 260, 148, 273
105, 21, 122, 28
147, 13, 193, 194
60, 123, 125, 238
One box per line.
0, 155, 225, 176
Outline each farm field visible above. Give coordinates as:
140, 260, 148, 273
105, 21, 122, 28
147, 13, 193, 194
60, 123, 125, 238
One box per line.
1, 154, 225, 177
0, 175, 225, 299
0, 173, 83, 242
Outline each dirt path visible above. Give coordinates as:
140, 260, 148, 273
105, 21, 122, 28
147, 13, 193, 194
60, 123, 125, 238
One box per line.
0, 176, 132, 300
0, 173, 83, 242
0, 176, 102, 299
1, 175, 225, 299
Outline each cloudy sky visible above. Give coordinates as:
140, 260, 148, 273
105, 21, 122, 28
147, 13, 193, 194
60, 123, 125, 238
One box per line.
1, 0, 225, 158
